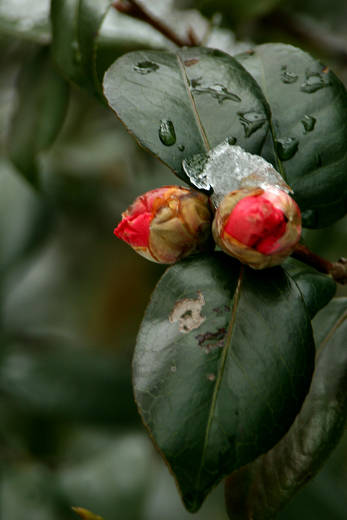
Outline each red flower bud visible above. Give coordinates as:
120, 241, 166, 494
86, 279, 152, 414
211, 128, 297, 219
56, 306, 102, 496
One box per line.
212, 187, 301, 269
114, 186, 212, 263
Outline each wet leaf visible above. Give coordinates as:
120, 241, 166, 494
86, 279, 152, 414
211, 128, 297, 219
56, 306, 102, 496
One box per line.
236, 43, 347, 227
225, 297, 347, 520
103, 47, 270, 183
8, 46, 69, 186
133, 253, 314, 511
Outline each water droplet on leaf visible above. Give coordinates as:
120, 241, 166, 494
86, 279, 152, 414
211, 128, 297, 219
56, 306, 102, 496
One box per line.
238, 112, 266, 137
190, 77, 202, 88
275, 137, 298, 160
191, 82, 241, 104
133, 61, 159, 74
171, 366, 177, 373
301, 115, 316, 133
300, 72, 330, 93
207, 373, 216, 382
281, 66, 298, 84
159, 120, 176, 146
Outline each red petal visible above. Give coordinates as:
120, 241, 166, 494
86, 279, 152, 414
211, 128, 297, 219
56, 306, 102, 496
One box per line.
114, 212, 152, 247
224, 195, 286, 254
129, 187, 170, 217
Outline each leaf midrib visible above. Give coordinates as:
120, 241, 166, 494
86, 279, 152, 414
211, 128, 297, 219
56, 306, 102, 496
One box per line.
176, 52, 210, 152
194, 265, 244, 497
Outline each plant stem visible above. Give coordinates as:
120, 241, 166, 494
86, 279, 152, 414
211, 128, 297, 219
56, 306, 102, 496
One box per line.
112, 0, 200, 47
292, 243, 347, 284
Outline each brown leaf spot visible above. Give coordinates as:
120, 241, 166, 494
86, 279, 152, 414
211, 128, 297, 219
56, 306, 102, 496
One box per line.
184, 58, 199, 67
196, 327, 226, 353
213, 304, 230, 316
169, 291, 205, 333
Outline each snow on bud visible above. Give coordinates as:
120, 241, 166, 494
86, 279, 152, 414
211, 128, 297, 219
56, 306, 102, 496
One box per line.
114, 186, 212, 264
212, 186, 301, 269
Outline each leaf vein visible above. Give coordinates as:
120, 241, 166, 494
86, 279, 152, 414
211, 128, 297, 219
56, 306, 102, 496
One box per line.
195, 265, 243, 492
175, 52, 210, 151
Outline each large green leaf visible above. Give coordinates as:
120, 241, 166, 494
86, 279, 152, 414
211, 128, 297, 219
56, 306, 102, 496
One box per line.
8, 46, 69, 186
103, 47, 270, 182
236, 43, 347, 228
51, 0, 114, 95
133, 253, 314, 512
225, 297, 347, 519
51, 0, 170, 97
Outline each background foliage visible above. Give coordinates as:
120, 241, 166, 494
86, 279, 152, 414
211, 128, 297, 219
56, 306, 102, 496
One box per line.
0, 1, 346, 519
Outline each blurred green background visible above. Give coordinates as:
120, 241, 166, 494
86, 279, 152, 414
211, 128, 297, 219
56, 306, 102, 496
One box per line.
0, 1, 346, 519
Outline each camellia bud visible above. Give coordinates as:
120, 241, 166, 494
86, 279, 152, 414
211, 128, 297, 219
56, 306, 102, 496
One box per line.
212, 186, 301, 269
114, 186, 212, 264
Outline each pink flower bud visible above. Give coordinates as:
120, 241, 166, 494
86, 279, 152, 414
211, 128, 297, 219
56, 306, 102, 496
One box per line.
114, 186, 212, 263
212, 187, 301, 269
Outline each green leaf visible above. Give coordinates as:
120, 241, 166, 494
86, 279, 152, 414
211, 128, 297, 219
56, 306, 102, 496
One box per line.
283, 258, 336, 319
8, 46, 69, 186
76, 0, 114, 95
313, 297, 347, 347
72, 507, 104, 520
133, 253, 314, 512
236, 43, 347, 228
225, 297, 347, 520
103, 47, 270, 183
0, 0, 50, 43
51, 0, 114, 95
51, 0, 169, 97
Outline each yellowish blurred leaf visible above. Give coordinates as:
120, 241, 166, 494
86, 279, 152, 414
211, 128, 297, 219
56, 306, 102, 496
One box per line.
72, 506, 104, 520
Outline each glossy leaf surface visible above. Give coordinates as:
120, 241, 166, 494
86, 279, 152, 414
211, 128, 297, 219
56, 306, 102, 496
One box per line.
225, 297, 347, 519
8, 47, 69, 186
133, 253, 314, 511
103, 47, 270, 182
283, 258, 336, 319
236, 44, 347, 227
